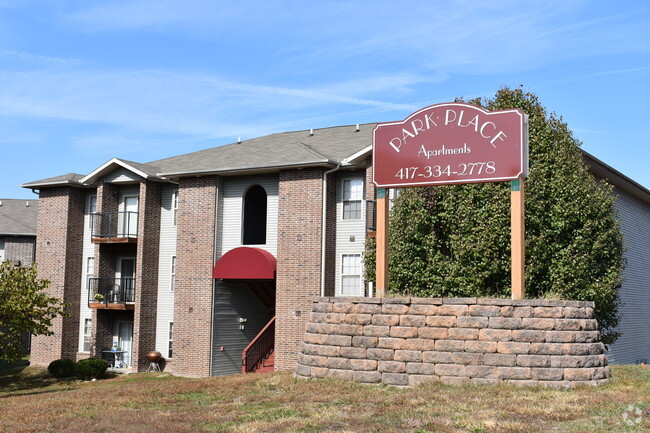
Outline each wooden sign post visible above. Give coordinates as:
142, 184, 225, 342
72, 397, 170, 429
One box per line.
510, 178, 525, 299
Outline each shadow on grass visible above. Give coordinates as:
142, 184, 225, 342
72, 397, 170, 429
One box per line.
0, 358, 30, 374
0, 361, 120, 398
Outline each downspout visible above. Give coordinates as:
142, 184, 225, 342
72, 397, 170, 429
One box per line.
321, 163, 341, 296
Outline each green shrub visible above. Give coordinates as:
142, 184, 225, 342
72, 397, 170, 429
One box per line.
75, 358, 108, 380
47, 359, 75, 378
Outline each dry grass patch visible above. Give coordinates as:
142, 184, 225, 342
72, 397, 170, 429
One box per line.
0, 365, 648, 432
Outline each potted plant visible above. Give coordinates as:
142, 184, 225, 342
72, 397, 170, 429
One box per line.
93, 293, 105, 302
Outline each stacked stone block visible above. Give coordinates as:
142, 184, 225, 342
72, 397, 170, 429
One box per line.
296, 297, 609, 388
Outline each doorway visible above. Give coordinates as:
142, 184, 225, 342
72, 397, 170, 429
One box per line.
120, 196, 138, 237
117, 258, 136, 302
115, 321, 133, 368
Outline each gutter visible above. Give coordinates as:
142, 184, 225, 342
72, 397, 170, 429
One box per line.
321, 163, 341, 296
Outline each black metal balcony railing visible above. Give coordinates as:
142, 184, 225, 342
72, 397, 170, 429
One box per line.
91, 211, 138, 240
88, 278, 135, 305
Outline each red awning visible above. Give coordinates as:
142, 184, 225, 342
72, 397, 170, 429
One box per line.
212, 247, 277, 280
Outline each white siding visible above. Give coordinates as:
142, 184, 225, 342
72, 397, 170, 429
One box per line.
606, 188, 650, 364
218, 175, 278, 259
104, 168, 142, 184
118, 185, 140, 209
78, 191, 97, 353
334, 172, 367, 297
155, 185, 178, 356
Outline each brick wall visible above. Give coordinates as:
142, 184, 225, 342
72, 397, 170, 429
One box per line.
4, 236, 36, 264
132, 180, 162, 371
30, 187, 85, 365
172, 176, 218, 377
296, 297, 609, 388
275, 168, 326, 370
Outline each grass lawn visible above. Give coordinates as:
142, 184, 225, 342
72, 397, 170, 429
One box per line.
0, 363, 648, 433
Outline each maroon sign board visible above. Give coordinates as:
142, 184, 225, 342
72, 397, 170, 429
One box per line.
372, 103, 529, 188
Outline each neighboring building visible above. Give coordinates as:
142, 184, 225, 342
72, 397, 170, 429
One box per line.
21, 124, 649, 376
0, 198, 38, 265
583, 154, 650, 364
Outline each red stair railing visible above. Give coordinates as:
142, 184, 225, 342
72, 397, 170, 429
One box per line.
242, 316, 275, 373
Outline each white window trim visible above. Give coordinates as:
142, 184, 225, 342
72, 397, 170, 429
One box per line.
168, 322, 174, 359
341, 253, 363, 296
342, 178, 364, 221
172, 189, 179, 226
82, 318, 92, 353
170, 256, 176, 292
87, 195, 97, 228
86, 257, 95, 286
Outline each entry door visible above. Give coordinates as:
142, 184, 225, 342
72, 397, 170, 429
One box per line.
121, 196, 138, 237
117, 258, 136, 302
116, 321, 133, 368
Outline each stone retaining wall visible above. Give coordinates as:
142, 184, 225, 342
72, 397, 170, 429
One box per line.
295, 297, 609, 388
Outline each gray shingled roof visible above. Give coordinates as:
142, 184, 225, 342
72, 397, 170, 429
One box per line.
22, 124, 376, 188
0, 199, 39, 236
151, 123, 376, 176
22, 173, 85, 189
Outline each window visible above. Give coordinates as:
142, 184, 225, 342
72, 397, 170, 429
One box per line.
341, 254, 362, 296
88, 195, 97, 228
86, 257, 95, 285
83, 318, 92, 352
168, 322, 174, 358
170, 256, 176, 292
343, 179, 363, 220
172, 189, 178, 226
242, 185, 267, 245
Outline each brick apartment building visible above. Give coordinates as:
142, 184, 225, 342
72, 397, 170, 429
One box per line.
0, 198, 38, 265
22, 123, 650, 376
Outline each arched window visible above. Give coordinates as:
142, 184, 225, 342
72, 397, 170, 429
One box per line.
242, 185, 267, 245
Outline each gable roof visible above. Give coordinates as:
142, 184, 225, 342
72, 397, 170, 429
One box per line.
80, 158, 164, 184
0, 199, 39, 236
151, 123, 375, 177
22, 123, 376, 189
22, 173, 85, 189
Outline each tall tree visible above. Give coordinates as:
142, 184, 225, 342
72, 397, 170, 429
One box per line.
0, 262, 67, 361
365, 87, 625, 344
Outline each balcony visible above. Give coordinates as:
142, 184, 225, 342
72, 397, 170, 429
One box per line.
88, 278, 136, 310
91, 211, 138, 243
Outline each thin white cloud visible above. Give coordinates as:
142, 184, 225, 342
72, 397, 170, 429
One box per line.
0, 48, 86, 67
0, 66, 422, 139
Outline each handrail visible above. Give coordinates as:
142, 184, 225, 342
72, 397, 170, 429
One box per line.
91, 211, 138, 239
242, 316, 275, 373
88, 278, 136, 305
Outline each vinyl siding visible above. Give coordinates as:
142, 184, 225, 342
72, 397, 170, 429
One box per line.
104, 168, 142, 184
78, 192, 97, 353
335, 172, 367, 297
606, 187, 650, 364
217, 175, 279, 259
155, 185, 177, 356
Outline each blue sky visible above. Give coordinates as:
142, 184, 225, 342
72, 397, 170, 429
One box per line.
1, 0, 649, 198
